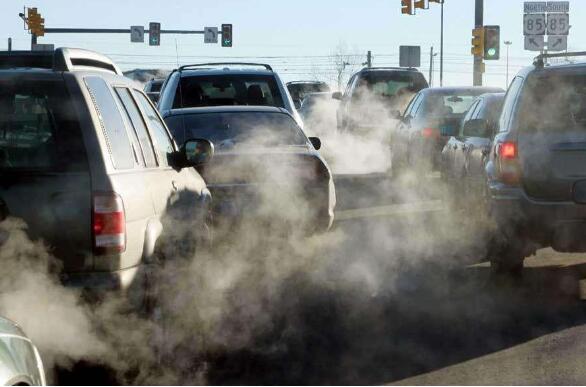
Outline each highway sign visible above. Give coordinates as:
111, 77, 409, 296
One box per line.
524, 14, 546, 35
546, 1, 569, 12
399, 45, 421, 68
547, 35, 567, 51
524, 1, 547, 13
525, 35, 545, 51
204, 27, 218, 43
546, 13, 569, 35
130, 26, 144, 43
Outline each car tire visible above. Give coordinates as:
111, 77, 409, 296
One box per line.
489, 242, 525, 277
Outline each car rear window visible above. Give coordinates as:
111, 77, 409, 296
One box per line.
165, 112, 306, 148
173, 74, 284, 109
360, 72, 428, 97
518, 72, 586, 132
288, 83, 330, 100
420, 93, 479, 116
0, 79, 87, 171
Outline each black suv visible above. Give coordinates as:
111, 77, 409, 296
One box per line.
486, 53, 586, 274
333, 67, 428, 133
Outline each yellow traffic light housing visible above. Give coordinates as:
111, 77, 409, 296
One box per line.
401, 0, 414, 15
471, 27, 484, 57
414, 0, 428, 9
27, 7, 45, 37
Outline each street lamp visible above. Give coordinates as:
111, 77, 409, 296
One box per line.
504, 40, 512, 87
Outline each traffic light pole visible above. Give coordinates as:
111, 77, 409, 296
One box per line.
473, 0, 483, 86
43, 27, 211, 35
440, 0, 444, 86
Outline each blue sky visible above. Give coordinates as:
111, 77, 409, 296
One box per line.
1, 0, 584, 89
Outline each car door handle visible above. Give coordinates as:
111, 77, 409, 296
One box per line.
172, 180, 178, 191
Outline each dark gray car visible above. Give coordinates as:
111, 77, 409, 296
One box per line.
0, 49, 212, 304
486, 55, 586, 274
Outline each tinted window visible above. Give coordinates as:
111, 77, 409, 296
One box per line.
460, 99, 481, 136
134, 91, 174, 167
0, 80, 86, 171
288, 83, 330, 101
115, 88, 157, 168
85, 77, 134, 170
517, 72, 586, 133
173, 74, 284, 109
499, 77, 524, 132
165, 112, 307, 149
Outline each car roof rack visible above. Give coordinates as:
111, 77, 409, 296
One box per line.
286, 80, 327, 84
533, 51, 586, 68
0, 47, 121, 75
178, 62, 273, 71
362, 66, 418, 71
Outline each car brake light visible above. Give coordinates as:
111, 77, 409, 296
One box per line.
500, 141, 517, 159
497, 141, 521, 185
93, 193, 126, 254
422, 127, 440, 139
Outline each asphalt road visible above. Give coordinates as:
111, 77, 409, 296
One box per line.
56, 173, 586, 385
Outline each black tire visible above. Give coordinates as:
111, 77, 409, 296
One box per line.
489, 243, 525, 277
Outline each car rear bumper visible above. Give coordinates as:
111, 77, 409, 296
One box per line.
60, 264, 144, 292
209, 179, 335, 232
489, 183, 586, 251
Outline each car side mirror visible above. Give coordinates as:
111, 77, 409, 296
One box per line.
146, 92, 160, 104
463, 118, 490, 138
309, 136, 321, 150
293, 99, 302, 110
179, 138, 214, 168
332, 92, 342, 101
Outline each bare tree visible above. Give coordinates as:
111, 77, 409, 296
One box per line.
331, 42, 359, 91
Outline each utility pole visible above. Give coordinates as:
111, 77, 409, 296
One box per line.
440, 0, 444, 86
7, 38, 12, 52
429, 46, 434, 86
473, 0, 484, 86
504, 40, 512, 87
367, 50, 372, 68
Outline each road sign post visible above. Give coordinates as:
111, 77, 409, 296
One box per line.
204, 27, 218, 43
523, 1, 570, 53
130, 26, 144, 43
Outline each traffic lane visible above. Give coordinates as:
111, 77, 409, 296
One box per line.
393, 252, 586, 385
205, 215, 586, 385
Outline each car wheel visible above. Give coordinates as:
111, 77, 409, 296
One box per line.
489, 242, 525, 277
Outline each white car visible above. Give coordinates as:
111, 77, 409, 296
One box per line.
0, 317, 46, 386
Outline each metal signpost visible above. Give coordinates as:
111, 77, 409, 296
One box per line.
523, 1, 569, 53
399, 45, 421, 68
130, 26, 144, 43
204, 27, 218, 44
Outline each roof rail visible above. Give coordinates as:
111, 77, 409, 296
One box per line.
533, 51, 586, 68
0, 47, 121, 75
179, 62, 273, 71
54, 48, 121, 75
362, 66, 418, 71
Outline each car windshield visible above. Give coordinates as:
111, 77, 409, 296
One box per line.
288, 83, 330, 101
420, 93, 479, 116
173, 74, 285, 109
165, 111, 307, 148
149, 80, 163, 92
519, 72, 586, 132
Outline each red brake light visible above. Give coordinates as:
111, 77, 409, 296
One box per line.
422, 127, 440, 139
499, 141, 517, 159
93, 193, 126, 254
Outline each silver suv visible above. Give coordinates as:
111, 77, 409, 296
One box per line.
157, 63, 303, 127
0, 48, 212, 301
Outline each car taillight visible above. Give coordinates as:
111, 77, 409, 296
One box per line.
93, 193, 126, 254
497, 141, 521, 185
422, 127, 440, 139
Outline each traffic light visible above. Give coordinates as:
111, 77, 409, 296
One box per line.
401, 0, 414, 15
414, 0, 428, 9
484, 25, 500, 60
221, 24, 233, 47
471, 26, 484, 57
27, 8, 45, 37
149, 22, 160, 46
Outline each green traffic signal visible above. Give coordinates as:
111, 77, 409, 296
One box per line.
483, 25, 500, 60
221, 24, 233, 47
